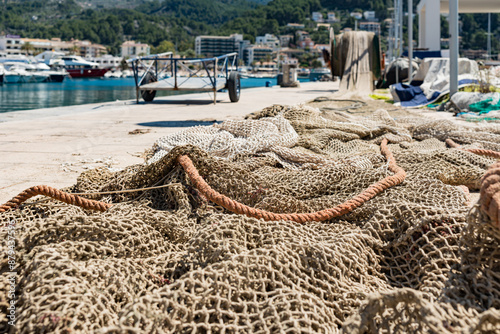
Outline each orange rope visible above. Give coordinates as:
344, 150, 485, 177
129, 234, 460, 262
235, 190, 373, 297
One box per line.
178, 138, 406, 223
446, 138, 500, 159
1, 139, 406, 222
446, 138, 500, 228
480, 161, 500, 228
0, 185, 111, 213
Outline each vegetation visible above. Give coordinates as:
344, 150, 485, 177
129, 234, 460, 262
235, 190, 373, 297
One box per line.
0, 0, 498, 57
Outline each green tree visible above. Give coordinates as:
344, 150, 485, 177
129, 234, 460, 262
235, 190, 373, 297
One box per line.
21, 41, 35, 55
153, 40, 175, 54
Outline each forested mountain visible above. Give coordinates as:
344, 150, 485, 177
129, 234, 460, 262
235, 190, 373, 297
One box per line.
0, 0, 498, 55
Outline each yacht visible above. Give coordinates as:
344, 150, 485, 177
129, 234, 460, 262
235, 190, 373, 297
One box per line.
35, 52, 108, 78
59, 55, 109, 78
309, 68, 331, 81
33, 62, 68, 82
2, 62, 33, 83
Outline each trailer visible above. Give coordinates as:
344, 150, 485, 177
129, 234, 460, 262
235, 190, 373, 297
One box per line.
129, 52, 240, 104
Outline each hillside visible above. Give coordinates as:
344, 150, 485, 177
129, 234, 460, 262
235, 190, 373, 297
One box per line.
0, 0, 498, 55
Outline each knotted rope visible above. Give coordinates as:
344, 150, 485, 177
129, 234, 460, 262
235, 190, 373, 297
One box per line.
0, 185, 111, 213
1, 139, 406, 223
446, 138, 500, 228
178, 138, 406, 223
480, 161, 500, 228
446, 138, 500, 159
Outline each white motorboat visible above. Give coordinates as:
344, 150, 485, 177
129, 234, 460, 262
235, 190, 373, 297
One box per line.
121, 69, 133, 78
3, 63, 28, 83
33, 63, 68, 82
104, 69, 123, 78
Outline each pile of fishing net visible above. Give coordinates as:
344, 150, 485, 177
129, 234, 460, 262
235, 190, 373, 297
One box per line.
1, 103, 500, 333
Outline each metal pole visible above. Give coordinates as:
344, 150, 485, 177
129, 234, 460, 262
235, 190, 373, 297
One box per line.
408, 0, 413, 83
399, 0, 403, 57
488, 13, 491, 60
449, 0, 459, 96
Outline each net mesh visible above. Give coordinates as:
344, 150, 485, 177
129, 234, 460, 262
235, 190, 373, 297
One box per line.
1, 100, 500, 333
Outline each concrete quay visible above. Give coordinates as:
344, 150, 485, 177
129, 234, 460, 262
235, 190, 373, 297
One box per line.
0, 81, 338, 203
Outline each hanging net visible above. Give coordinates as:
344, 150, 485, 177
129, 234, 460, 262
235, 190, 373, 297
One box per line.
1, 101, 499, 333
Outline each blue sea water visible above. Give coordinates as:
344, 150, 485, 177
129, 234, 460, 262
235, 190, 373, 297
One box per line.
0, 77, 309, 113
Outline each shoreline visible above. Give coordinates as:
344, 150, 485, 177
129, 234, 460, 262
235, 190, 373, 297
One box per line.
0, 81, 338, 203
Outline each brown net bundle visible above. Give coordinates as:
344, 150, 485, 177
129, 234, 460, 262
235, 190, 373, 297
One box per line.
1, 102, 500, 333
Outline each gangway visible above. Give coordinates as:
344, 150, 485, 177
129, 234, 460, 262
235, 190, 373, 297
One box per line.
129, 52, 240, 104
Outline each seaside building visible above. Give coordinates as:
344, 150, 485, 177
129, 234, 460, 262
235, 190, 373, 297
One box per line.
255, 34, 280, 51
121, 41, 150, 58
194, 34, 243, 58
327, 12, 339, 23
0, 35, 23, 55
312, 12, 324, 23
279, 47, 305, 60
359, 22, 381, 35
298, 37, 315, 49
316, 23, 331, 30
88, 54, 123, 68
279, 35, 294, 48
296, 31, 310, 42
350, 12, 363, 20
0, 35, 107, 57
243, 45, 274, 66
253, 61, 278, 72
74, 40, 107, 58
286, 23, 305, 29
363, 11, 377, 21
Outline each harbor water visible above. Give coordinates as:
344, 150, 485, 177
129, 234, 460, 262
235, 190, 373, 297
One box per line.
0, 77, 310, 113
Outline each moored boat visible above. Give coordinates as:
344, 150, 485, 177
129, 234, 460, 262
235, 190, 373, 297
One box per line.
60, 55, 109, 78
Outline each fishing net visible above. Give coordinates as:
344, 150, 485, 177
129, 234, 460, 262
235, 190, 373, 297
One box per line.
332, 31, 380, 94
1, 101, 500, 333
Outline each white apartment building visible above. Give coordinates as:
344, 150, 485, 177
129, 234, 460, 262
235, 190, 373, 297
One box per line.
243, 45, 274, 66
327, 12, 338, 23
359, 22, 381, 35
364, 11, 377, 21
0, 35, 23, 55
255, 34, 280, 50
0, 35, 107, 58
88, 54, 123, 68
121, 41, 150, 58
312, 12, 324, 22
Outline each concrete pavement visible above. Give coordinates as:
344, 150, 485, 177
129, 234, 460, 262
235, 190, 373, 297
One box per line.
0, 81, 338, 203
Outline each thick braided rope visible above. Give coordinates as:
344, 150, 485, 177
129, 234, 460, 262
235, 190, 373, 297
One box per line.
446, 138, 500, 228
178, 138, 406, 223
0, 185, 112, 213
446, 138, 500, 159
480, 161, 500, 228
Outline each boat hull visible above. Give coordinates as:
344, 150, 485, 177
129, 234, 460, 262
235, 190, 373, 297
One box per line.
49, 74, 66, 82
67, 68, 109, 78
4, 74, 21, 84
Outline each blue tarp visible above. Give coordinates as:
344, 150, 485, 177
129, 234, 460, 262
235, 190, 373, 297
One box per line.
393, 79, 478, 107
402, 50, 442, 59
